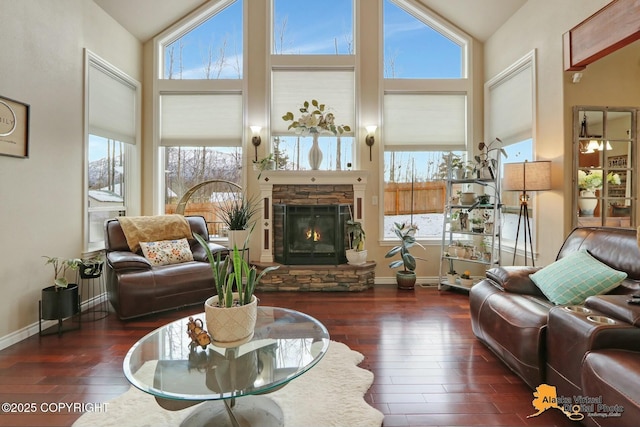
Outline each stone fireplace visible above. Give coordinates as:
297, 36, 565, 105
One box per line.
254, 170, 375, 291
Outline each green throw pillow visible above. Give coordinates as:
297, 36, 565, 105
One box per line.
530, 249, 627, 305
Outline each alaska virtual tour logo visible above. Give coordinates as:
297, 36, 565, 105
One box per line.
527, 384, 624, 422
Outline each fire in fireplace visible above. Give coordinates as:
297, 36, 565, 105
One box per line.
273, 204, 350, 265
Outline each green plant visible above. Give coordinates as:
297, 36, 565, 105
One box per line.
474, 137, 507, 176
194, 233, 279, 307
253, 154, 275, 179
461, 270, 471, 279
384, 222, 426, 273
218, 193, 259, 231
447, 259, 457, 275
346, 219, 365, 251
470, 217, 483, 225
42, 256, 81, 289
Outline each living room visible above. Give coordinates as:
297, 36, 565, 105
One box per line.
0, 0, 639, 426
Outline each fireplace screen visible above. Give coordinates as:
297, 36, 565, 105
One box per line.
273, 204, 349, 265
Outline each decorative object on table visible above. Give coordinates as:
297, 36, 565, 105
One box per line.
194, 234, 279, 345
503, 160, 551, 266
470, 218, 485, 233
474, 137, 507, 179
186, 316, 212, 349
459, 270, 473, 287
281, 99, 351, 170
0, 94, 29, 159
345, 218, 367, 266
576, 170, 621, 217
217, 192, 259, 249
40, 256, 81, 336
384, 222, 426, 290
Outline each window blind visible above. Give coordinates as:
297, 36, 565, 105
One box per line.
160, 93, 243, 146
383, 93, 466, 150
487, 61, 533, 146
271, 69, 355, 135
88, 62, 137, 145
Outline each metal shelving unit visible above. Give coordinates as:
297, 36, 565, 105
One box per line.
438, 155, 502, 291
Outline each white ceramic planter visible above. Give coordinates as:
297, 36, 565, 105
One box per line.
204, 293, 257, 345
346, 249, 367, 265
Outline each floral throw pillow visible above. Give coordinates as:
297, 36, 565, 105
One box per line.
140, 238, 194, 266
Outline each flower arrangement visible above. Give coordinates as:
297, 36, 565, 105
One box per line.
578, 170, 621, 192
461, 270, 471, 279
282, 99, 351, 136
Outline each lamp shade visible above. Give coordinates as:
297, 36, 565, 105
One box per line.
502, 161, 551, 191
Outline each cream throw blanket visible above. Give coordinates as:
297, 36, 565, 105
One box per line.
118, 215, 192, 253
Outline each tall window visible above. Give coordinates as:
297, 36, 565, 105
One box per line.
157, 0, 244, 220
85, 51, 140, 251
270, 1, 355, 171
382, 0, 471, 239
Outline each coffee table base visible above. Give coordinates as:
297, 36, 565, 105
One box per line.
180, 396, 284, 427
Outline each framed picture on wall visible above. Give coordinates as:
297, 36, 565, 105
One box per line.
0, 95, 30, 158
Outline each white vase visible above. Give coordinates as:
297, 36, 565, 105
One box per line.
308, 133, 323, 170
346, 249, 367, 265
578, 190, 598, 216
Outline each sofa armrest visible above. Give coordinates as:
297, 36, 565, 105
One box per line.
585, 295, 640, 327
191, 242, 229, 263
107, 251, 152, 270
486, 266, 545, 296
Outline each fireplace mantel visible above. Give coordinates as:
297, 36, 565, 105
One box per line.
257, 170, 368, 263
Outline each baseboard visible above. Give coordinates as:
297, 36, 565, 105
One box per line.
0, 293, 109, 351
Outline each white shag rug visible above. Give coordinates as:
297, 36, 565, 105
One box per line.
73, 341, 383, 427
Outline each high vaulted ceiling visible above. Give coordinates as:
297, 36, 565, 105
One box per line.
93, 0, 527, 43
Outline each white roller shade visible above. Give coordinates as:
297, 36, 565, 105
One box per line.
271, 69, 355, 135
487, 61, 533, 145
383, 93, 466, 150
88, 62, 137, 145
160, 93, 243, 146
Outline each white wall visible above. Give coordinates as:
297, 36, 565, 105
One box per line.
0, 0, 141, 341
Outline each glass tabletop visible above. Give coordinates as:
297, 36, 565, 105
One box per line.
123, 306, 330, 402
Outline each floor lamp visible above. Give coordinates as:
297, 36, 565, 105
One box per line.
502, 161, 551, 266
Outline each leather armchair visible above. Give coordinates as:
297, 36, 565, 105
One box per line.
104, 216, 228, 319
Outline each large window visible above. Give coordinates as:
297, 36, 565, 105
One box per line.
382, 0, 471, 240
85, 51, 140, 251
156, 0, 244, 218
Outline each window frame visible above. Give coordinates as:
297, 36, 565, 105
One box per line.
83, 49, 141, 253
381, 0, 473, 243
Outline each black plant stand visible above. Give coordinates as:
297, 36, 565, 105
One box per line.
77, 262, 109, 321
38, 285, 81, 336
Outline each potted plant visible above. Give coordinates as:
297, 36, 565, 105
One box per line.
460, 270, 473, 287
445, 260, 458, 285
78, 255, 104, 279
253, 154, 276, 179
474, 138, 507, 179
194, 233, 279, 345
384, 222, 426, 290
345, 219, 367, 265
471, 218, 485, 233
41, 256, 81, 322
218, 193, 259, 249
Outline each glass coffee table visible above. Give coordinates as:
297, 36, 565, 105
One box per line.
123, 306, 330, 427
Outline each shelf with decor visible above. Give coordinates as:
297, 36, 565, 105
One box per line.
438, 153, 502, 292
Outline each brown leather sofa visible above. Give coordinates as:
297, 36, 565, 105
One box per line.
470, 227, 640, 424
104, 216, 228, 319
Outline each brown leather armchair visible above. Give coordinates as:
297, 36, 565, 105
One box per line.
104, 216, 228, 319
470, 227, 640, 390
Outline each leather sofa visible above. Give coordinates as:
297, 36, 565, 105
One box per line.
470, 227, 640, 425
104, 216, 228, 319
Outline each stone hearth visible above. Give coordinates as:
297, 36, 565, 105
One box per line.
253, 261, 376, 291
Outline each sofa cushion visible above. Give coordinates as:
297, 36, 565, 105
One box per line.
530, 249, 627, 305
140, 238, 194, 266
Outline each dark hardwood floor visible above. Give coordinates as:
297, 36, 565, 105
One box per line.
0, 285, 573, 427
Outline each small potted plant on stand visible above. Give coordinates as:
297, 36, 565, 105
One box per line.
345, 219, 367, 265
459, 270, 474, 288
40, 256, 81, 335
385, 222, 426, 290
194, 233, 279, 346
445, 259, 458, 285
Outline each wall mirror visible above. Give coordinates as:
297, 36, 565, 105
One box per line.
573, 106, 636, 228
